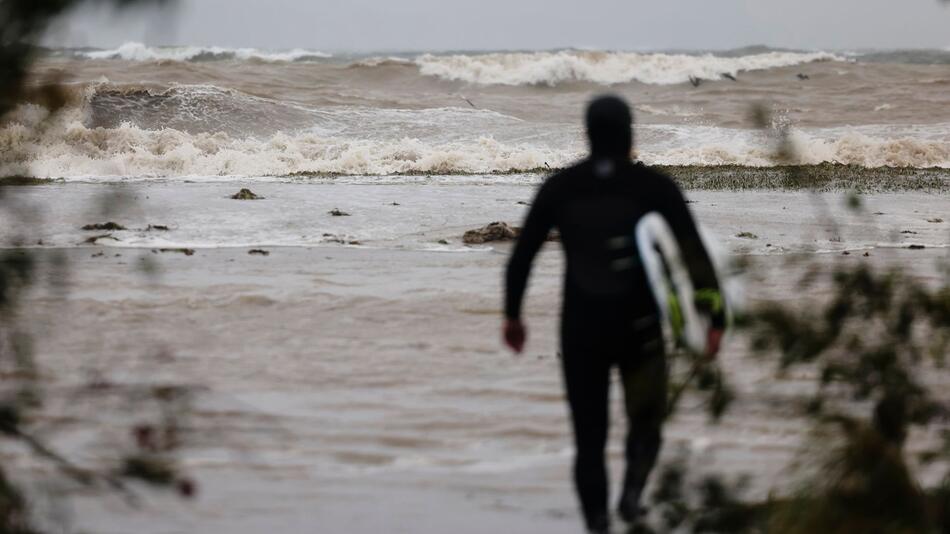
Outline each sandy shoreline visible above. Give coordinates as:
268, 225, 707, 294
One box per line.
1, 183, 948, 533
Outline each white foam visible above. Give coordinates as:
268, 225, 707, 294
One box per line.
4, 90, 948, 179
414, 50, 845, 86
352, 56, 415, 67
639, 124, 950, 168
81, 42, 331, 62
645, 133, 950, 167
637, 104, 701, 118
0, 116, 576, 179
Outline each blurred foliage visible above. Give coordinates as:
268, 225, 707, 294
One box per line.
666, 350, 734, 423
0, 0, 170, 118
643, 235, 950, 534
639, 104, 950, 533
750, 266, 950, 533
1, 1, 195, 532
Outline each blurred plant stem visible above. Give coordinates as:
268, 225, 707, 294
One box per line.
638, 104, 950, 533
1, 1, 197, 532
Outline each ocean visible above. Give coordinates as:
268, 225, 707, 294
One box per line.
5, 43, 950, 180
4, 43, 950, 533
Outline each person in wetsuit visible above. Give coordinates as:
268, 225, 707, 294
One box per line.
503, 95, 724, 533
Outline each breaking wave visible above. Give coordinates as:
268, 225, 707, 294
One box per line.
0, 88, 575, 178
79, 42, 332, 62
0, 122, 574, 179
1, 83, 947, 180
646, 130, 950, 168
2, 121, 947, 180
64, 44, 848, 86
413, 50, 844, 86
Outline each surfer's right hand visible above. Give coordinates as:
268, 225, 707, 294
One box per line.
503, 319, 526, 354
705, 328, 724, 360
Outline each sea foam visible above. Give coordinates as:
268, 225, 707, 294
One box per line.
4, 115, 947, 179
3, 81, 947, 180
414, 50, 845, 86
81, 42, 332, 62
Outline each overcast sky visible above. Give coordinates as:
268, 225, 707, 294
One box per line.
51, 0, 950, 52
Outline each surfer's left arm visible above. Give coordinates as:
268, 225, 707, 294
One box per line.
656, 178, 726, 337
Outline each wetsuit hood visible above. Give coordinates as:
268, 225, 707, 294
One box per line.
586, 95, 633, 159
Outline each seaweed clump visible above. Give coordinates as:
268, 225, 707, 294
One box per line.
231, 188, 262, 200
462, 222, 520, 244
81, 222, 126, 231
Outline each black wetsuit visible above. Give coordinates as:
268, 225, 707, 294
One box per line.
504, 96, 722, 531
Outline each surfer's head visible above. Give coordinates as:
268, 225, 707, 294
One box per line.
586, 95, 633, 159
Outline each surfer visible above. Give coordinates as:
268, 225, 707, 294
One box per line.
502, 95, 725, 533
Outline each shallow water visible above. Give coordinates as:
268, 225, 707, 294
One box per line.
1, 183, 947, 532
0, 182, 947, 251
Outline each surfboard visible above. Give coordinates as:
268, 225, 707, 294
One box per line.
635, 212, 739, 354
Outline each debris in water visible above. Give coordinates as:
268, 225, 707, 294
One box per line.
83, 234, 119, 244
158, 248, 195, 256
82, 222, 126, 231
231, 188, 262, 200
463, 222, 520, 244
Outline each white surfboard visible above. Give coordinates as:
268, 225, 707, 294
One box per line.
635, 212, 740, 354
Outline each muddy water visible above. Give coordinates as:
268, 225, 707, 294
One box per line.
1, 183, 947, 533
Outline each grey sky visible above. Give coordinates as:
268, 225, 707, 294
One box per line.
52, 0, 950, 52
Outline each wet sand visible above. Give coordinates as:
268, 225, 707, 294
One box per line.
2, 183, 948, 533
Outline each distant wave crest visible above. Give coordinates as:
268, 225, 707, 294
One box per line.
414, 50, 845, 86
80, 42, 332, 62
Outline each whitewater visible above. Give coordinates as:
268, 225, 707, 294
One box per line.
6, 44, 950, 178
5, 43, 950, 534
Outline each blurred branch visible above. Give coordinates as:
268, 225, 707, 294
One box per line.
2, 422, 140, 505
0, 0, 174, 118
0, 1, 195, 531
